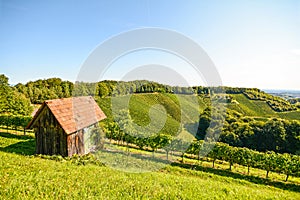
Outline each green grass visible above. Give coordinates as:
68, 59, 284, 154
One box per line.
229, 94, 300, 120
0, 131, 35, 155
229, 94, 277, 117
1, 132, 300, 199
97, 141, 300, 185
278, 110, 300, 121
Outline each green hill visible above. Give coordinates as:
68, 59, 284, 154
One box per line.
96, 93, 207, 135
97, 92, 299, 129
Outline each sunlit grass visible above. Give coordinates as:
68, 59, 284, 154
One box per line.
1, 132, 300, 199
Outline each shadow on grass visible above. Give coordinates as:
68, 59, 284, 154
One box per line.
0, 131, 34, 140
0, 131, 35, 155
171, 162, 300, 193
0, 140, 35, 155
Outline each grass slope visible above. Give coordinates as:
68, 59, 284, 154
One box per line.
229, 94, 300, 120
98, 93, 299, 131
229, 94, 278, 117
278, 111, 300, 121
1, 132, 300, 199
97, 94, 205, 136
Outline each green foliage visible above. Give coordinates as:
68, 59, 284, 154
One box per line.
6, 90, 33, 116
0, 75, 33, 132
196, 108, 211, 139
102, 115, 300, 181
13, 76, 299, 116
0, 74, 33, 116
97, 82, 109, 98
0, 75, 9, 114
16, 78, 73, 104
196, 99, 300, 154
278, 110, 300, 120
3, 75, 300, 155
98, 93, 186, 137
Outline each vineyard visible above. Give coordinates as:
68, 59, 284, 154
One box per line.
102, 122, 300, 182
0, 115, 32, 134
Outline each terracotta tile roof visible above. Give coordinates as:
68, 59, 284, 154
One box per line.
27, 96, 106, 134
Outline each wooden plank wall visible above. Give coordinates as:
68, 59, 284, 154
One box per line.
34, 107, 67, 156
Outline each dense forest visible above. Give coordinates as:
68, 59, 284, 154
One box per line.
1, 74, 300, 156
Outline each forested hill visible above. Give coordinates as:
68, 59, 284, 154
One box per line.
1, 74, 299, 119
9, 75, 299, 112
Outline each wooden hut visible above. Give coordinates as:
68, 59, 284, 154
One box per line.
27, 96, 106, 156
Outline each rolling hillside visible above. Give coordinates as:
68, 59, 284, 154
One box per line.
97, 92, 299, 128
2, 78, 300, 199
96, 92, 300, 154
96, 93, 206, 136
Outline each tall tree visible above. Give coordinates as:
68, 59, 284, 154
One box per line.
0, 74, 10, 113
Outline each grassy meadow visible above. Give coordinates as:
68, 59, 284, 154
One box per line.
1, 131, 300, 199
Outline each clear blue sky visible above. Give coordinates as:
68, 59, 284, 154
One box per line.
1, 0, 300, 90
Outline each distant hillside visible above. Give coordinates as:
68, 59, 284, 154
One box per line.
13, 77, 297, 113
264, 89, 300, 99
96, 91, 300, 155
7, 76, 300, 154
